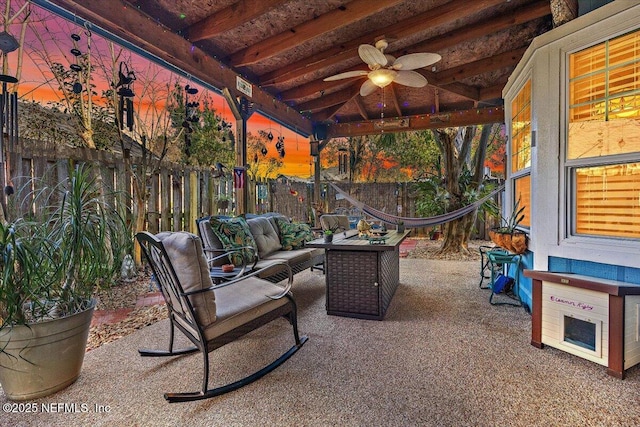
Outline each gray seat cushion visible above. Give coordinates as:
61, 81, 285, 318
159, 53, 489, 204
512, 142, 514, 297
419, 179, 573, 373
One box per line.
204, 277, 290, 341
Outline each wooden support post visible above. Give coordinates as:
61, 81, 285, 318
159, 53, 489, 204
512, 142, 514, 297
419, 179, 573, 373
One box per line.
223, 88, 253, 215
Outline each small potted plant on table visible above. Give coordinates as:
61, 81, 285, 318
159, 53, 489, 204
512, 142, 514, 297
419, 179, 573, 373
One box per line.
323, 229, 334, 243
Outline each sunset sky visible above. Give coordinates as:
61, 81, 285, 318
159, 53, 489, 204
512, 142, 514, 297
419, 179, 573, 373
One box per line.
5, 1, 313, 178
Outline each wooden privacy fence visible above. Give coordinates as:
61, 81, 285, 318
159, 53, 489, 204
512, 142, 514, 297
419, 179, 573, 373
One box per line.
5, 140, 492, 238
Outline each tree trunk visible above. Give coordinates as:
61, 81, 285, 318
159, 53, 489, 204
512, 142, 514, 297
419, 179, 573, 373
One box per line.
432, 125, 493, 256
440, 211, 476, 256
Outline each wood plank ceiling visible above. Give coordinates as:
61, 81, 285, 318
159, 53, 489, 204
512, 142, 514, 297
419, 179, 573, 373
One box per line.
37, 0, 556, 138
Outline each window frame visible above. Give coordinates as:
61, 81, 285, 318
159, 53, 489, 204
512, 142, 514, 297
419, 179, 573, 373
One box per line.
509, 78, 532, 231
563, 28, 640, 244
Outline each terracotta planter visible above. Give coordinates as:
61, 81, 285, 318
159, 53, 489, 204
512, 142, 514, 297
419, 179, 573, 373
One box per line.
489, 229, 528, 254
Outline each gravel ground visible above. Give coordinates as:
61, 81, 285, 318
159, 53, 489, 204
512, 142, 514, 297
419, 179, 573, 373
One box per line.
87, 238, 490, 351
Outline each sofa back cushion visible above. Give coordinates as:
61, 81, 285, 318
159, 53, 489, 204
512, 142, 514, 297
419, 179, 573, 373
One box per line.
247, 217, 282, 258
263, 213, 289, 238
156, 231, 217, 328
197, 216, 223, 250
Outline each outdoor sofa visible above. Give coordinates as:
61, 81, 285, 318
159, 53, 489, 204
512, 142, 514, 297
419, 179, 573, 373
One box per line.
196, 213, 324, 283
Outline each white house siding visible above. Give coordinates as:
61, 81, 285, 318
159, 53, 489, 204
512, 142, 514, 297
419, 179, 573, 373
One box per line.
503, 2, 640, 278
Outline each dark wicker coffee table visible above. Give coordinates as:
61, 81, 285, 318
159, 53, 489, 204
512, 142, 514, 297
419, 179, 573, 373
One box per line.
306, 229, 410, 320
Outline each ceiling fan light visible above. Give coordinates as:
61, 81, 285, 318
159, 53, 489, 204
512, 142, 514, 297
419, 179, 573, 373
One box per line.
369, 69, 397, 88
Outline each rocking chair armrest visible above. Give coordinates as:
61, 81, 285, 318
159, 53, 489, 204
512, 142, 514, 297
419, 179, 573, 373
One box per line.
184, 260, 293, 300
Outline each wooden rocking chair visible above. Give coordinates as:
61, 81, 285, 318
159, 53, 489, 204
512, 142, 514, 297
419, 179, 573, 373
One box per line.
136, 231, 308, 403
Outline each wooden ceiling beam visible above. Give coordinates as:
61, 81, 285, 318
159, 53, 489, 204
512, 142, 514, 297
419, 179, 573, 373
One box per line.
297, 86, 360, 114
282, 46, 522, 105
40, 0, 313, 135
388, 85, 402, 117
411, 0, 550, 54
326, 107, 505, 137
259, 0, 506, 86
228, 0, 403, 67
435, 47, 528, 85
312, 103, 349, 123
480, 83, 508, 101
353, 96, 369, 121
259, 0, 548, 87
186, 0, 289, 42
280, 79, 351, 102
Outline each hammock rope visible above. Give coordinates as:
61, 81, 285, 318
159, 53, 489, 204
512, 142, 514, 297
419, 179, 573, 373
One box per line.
328, 182, 504, 229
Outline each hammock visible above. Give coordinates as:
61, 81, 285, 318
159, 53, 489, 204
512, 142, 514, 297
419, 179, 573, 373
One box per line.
328, 182, 504, 229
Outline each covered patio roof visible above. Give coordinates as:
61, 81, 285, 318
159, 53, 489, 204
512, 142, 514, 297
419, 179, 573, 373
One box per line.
31, 0, 562, 138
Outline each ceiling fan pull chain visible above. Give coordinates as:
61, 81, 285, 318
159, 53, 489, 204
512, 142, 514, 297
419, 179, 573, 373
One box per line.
380, 87, 385, 133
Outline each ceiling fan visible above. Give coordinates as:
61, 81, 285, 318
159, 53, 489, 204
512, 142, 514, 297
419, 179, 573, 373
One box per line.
323, 39, 441, 96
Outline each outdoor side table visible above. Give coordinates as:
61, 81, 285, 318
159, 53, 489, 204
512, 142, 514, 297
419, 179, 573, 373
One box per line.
487, 249, 522, 307
306, 229, 410, 320
209, 266, 246, 284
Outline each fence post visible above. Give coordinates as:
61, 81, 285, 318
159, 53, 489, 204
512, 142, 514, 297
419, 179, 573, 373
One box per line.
188, 169, 198, 233
172, 168, 183, 231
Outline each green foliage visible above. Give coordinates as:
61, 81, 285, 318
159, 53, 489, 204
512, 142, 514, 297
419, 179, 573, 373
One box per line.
166, 85, 234, 167
414, 155, 499, 219
1, 163, 129, 326
495, 198, 526, 233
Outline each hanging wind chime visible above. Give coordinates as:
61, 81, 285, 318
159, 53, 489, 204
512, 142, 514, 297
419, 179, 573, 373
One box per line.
257, 127, 286, 158
182, 84, 199, 158
115, 61, 136, 131
0, 30, 20, 204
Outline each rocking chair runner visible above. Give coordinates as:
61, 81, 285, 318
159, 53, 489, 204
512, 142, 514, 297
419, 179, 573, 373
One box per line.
136, 231, 308, 403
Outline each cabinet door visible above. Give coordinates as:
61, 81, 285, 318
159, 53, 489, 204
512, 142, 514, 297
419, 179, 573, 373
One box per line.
326, 250, 379, 317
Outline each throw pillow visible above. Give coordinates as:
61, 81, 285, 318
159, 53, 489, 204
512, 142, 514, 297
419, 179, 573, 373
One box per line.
276, 218, 314, 250
209, 216, 259, 264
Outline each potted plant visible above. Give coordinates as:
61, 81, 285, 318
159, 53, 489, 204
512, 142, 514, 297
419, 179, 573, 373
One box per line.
429, 226, 441, 240
0, 163, 128, 401
216, 194, 231, 210
323, 229, 334, 243
396, 221, 405, 233
489, 198, 527, 254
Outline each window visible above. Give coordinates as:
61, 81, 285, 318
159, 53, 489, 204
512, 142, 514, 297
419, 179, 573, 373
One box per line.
512, 80, 532, 173
513, 175, 531, 228
510, 79, 531, 228
573, 163, 640, 238
568, 30, 640, 239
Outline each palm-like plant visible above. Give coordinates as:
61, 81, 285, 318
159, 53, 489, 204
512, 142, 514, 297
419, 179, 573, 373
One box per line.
0, 163, 129, 326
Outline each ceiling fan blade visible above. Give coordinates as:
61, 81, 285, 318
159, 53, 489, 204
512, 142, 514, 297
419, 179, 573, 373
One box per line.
392, 53, 441, 70
393, 70, 428, 87
360, 79, 379, 97
323, 70, 368, 81
358, 44, 388, 68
